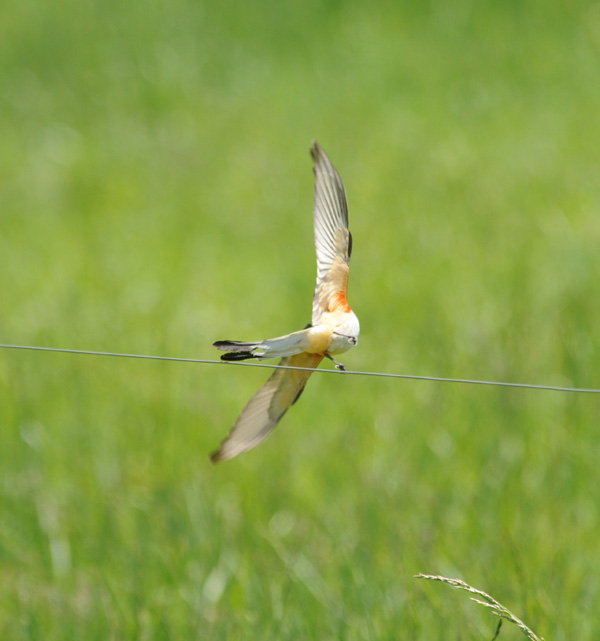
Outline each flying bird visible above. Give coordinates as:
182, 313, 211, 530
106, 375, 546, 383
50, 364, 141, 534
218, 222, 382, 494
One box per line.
211, 142, 359, 462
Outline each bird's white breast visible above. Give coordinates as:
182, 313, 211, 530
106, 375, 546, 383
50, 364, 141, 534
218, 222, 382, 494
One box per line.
326, 310, 360, 355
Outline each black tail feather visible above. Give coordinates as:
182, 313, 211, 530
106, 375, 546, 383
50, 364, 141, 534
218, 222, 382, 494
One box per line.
213, 340, 258, 361
213, 340, 256, 352
220, 351, 255, 362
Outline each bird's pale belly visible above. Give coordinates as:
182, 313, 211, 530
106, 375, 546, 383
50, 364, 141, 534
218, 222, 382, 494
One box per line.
308, 310, 360, 355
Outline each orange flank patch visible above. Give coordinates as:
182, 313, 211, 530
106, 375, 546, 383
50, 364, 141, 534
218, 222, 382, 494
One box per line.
328, 291, 351, 313
325, 265, 350, 313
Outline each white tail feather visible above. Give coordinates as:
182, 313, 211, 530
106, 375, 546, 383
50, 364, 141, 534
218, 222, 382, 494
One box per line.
253, 329, 311, 359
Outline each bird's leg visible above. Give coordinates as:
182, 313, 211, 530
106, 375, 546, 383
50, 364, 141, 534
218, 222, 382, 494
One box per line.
324, 352, 346, 371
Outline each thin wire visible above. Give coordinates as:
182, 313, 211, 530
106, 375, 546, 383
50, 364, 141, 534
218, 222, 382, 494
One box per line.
1, 343, 599, 394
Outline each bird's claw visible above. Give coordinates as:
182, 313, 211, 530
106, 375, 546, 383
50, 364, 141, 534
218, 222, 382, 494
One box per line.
325, 352, 347, 371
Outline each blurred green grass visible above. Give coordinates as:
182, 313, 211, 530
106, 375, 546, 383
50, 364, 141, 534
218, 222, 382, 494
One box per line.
1, 0, 600, 639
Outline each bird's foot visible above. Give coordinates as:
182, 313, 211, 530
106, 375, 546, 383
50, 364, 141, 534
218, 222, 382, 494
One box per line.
325, 352, 346, 371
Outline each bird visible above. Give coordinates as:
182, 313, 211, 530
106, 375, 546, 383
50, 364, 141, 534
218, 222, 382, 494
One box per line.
211, 142, 359, 463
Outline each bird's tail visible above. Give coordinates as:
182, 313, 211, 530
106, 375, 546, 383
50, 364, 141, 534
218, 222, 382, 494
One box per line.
213, 340, 260, 361
213, 329, 310, 361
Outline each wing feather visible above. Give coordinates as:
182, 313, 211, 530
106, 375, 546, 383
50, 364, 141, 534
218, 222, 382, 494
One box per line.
210, 353, 323, 463
311, 142, 352, 324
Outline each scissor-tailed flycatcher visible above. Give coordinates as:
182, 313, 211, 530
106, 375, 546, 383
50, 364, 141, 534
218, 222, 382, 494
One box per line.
211, 142, 359, 462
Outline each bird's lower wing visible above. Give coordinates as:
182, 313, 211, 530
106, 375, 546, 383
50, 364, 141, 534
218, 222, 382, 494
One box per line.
210, 352, 324, 463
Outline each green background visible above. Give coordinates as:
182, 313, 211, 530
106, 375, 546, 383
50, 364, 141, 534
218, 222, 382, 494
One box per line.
1, 0, 599, 638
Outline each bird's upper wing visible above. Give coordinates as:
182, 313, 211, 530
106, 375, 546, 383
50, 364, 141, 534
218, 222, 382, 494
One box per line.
210, 352, 323, 463
311, 142, 352, 325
